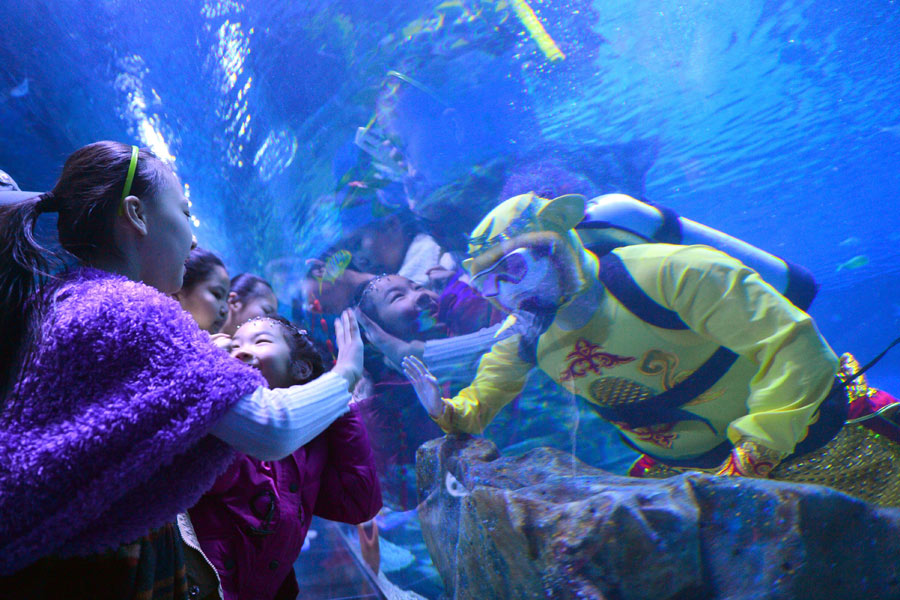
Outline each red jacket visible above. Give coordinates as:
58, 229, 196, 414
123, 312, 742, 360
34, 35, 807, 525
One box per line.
188, 404, 381, 600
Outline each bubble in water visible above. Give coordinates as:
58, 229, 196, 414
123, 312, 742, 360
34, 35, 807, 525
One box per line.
253, 129, 298, 182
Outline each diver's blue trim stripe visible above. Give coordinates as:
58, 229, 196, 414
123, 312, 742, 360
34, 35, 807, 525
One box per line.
589, 346, 738, 434
783, 260, 818, 311
651, 204, 683, 244
599, 253, 689, 330
789, 377, 847, 457
595, 251, 738, 434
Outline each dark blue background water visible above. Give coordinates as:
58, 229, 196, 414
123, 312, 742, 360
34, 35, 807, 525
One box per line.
2, 0, 897, 363
2, 0, 897, 410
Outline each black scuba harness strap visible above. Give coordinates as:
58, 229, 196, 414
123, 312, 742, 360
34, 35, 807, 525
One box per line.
595, 252, 738, 433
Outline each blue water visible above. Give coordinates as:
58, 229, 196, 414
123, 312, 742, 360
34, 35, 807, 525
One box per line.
2, 0, 899, 596
2, 1, 897, 363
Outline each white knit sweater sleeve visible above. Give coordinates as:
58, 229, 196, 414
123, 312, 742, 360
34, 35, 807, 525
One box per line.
210, 372, 351, 460
423, 323, 505, 384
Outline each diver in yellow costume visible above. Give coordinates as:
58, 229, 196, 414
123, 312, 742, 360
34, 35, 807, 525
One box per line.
402, 193, 900, 506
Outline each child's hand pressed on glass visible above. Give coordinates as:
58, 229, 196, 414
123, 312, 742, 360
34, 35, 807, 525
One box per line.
332, 309, 364, 392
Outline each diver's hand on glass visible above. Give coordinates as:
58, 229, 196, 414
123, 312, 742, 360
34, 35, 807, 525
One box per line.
355, 308, 424, 371
210, 332, 233, 352
402, 356, 444, 419
331, 309, 364, 392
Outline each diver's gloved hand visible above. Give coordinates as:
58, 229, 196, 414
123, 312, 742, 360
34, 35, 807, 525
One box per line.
331, 310, 365, 392
714, 438, 784, 478
355, 308, 425, 371
402, 355, 445, 419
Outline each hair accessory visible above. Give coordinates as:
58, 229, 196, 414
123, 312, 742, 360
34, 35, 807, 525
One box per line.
355, 273, 392, 307
118, 145, 139, 217
244, 315, 308, 337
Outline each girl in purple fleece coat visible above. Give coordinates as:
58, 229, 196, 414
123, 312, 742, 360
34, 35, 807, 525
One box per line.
186, 316, 382, 600
0, 142, 365, 599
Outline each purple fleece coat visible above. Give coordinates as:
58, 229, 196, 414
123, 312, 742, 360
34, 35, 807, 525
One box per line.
0, 268, 266, 575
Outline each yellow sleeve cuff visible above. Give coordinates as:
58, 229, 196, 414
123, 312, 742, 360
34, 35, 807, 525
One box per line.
430, 398, 457, 433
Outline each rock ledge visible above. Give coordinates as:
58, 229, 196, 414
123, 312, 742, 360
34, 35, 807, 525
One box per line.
416, 434, 900, 600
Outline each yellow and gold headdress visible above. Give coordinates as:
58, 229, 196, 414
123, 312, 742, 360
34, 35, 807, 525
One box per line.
463, 193, 588, 276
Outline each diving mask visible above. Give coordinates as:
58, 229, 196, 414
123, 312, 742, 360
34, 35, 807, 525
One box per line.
470, 246, 560, 312
471, 248, 530, 295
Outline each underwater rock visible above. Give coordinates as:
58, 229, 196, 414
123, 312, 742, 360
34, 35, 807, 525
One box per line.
416, 434, 900, 600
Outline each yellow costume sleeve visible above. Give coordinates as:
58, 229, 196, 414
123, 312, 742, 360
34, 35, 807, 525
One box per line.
623, 244, 839, 457
432, 328, 533, 434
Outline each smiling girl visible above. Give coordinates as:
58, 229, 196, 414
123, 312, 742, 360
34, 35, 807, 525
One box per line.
185, 317, 381, 600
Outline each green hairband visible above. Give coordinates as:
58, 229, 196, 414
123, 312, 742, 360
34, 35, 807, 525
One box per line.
117, 145, 139, 216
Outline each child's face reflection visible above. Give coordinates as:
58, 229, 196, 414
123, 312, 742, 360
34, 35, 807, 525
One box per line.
342, 219, 406, 274
369, 275, 440, 341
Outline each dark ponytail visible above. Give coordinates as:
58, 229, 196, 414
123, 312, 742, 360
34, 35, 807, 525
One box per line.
0, 193, 57, 394
0, 141, 170, 396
